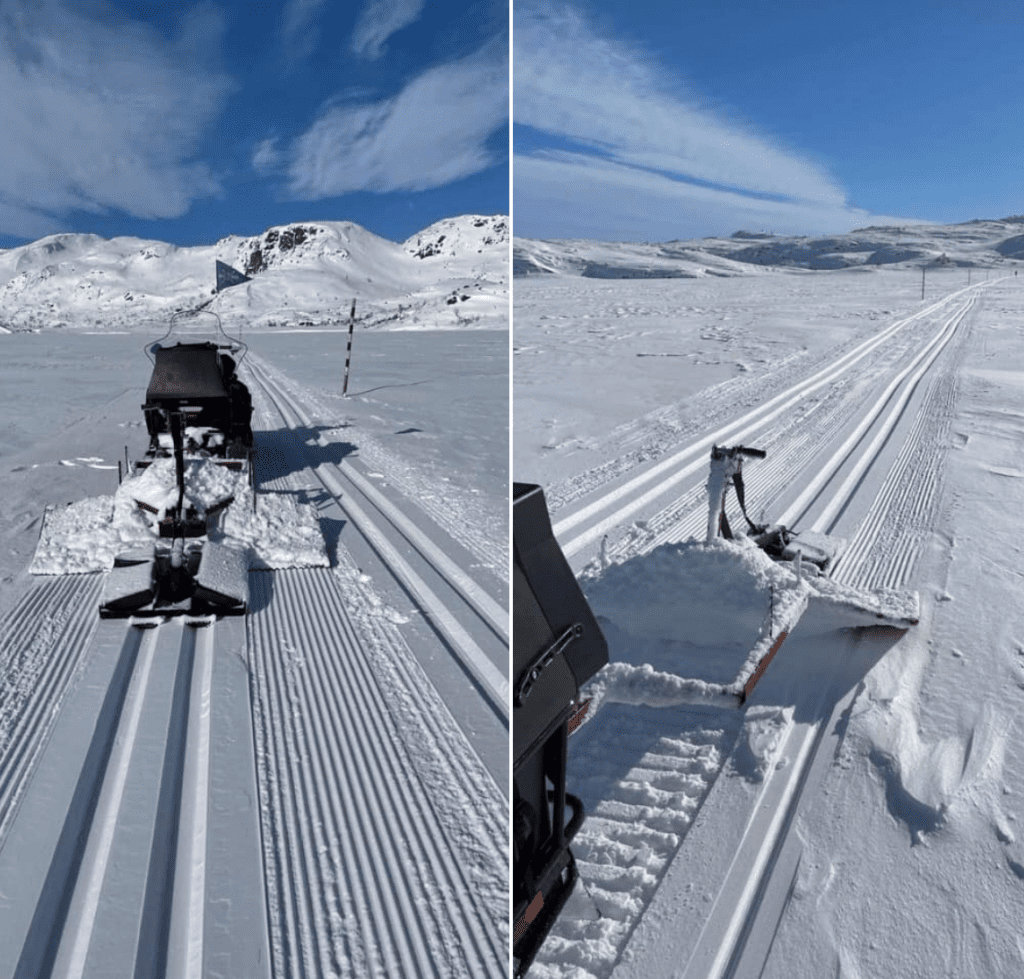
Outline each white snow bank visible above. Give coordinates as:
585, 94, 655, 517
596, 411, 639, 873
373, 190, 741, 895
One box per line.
30, 456, 328, 573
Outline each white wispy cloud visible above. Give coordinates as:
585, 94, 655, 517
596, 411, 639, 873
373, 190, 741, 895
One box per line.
350, 0, 425, 60
252, 137, 284, 173
282, 0, 328, 60
515, 151, 908, 242
287, 38, 507, 196
513, 3, 904, 239
0, 0, 233, 239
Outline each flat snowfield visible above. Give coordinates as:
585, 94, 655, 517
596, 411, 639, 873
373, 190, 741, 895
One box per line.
515, 268, 1024, 979
0, 327, 509, 978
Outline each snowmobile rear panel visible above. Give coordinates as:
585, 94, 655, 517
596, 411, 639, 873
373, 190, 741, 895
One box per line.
513, 482, 608, 977
513, 482, 608, 766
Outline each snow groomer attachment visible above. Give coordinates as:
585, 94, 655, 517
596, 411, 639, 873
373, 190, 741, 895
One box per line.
707, 444, 844, 574
99, 310, 253, 617
513, 483, 609, 978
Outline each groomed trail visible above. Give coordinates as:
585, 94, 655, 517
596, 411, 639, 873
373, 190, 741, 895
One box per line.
0, 351, 508, 978
528, 279, 1008, 979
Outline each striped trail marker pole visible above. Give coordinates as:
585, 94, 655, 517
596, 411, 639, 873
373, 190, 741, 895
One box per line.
342, 299, 356, 397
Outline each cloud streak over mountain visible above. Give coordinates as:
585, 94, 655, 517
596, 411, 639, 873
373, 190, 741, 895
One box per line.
514, 2, 909, 239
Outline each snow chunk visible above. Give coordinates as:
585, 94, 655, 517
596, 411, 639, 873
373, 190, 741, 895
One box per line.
30, 496, 153, 574
584, 537, 793, 645
733, 705, 794, 782
220, 487, 328, 570
582, 662, 737, 721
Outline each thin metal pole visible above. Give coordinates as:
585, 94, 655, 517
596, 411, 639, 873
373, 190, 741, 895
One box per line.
118, 460, 122, 485
342, 299, 357, 397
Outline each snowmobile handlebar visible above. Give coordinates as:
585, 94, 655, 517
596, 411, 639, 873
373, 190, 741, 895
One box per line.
710, 444, 767, 460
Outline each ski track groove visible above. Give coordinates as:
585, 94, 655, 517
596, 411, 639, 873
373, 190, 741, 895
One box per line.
248, 568, 506, 978
9, 616, 228, 978
557, 286, 981, 559
247, 357, 509, 719
243, 355, 507, 581
537, 284, 997, 979
0, 574, 102, 846
834, 298, 972, 590
594, 289, 979, 568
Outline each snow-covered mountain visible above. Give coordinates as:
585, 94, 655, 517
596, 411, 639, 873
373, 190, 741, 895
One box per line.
0, 214, 508, 333
514, 216, 1024, 278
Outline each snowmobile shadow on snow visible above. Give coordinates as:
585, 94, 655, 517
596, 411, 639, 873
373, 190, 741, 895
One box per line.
317, 516, 345, 566
253, 427, 355, 483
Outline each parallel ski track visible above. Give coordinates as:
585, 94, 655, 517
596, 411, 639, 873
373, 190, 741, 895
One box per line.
569, 286, 984, 573
248, 354, 508, 581
245, 358, 509, 719
248, 568, 507, 979
8, 615, 234, 979
536, 286, 994, 979
832, 313, 970, 591
0, 574, 101, 846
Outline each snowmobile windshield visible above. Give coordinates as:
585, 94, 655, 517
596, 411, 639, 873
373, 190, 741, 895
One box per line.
145, 309, 247, 365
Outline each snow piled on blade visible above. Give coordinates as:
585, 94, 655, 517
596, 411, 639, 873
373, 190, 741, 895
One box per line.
29, 457, 328, 573
582, 662, 737, 715
577, 536, 918, 710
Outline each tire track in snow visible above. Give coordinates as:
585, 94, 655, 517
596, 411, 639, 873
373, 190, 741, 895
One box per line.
248, 568, 507, 979
0, 574, 102, 845
531, 706, 741, 979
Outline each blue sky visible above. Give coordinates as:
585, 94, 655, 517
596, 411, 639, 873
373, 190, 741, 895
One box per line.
0, 0, 508, 249
514, 0, 1024, 242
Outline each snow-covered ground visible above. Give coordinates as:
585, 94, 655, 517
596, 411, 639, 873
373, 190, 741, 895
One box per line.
514, 221, 1024, 978
0, 298, 509, 975
0, 213, 508, 334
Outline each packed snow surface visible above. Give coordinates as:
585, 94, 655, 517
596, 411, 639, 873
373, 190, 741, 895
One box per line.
516, 223, 1024, 979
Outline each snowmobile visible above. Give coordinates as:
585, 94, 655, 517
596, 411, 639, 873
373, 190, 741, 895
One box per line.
513, 483, 609, 978
99, 310, 254, 618
706, 444, 844, 574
